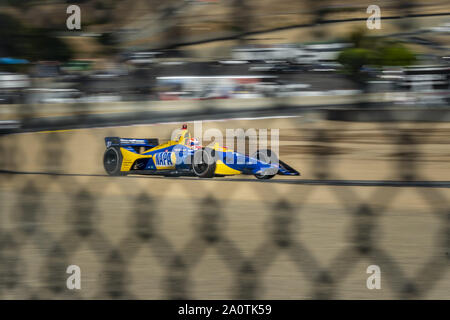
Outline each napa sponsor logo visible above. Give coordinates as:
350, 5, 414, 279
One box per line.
155, 151, 174, 168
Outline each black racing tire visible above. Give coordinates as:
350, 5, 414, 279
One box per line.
253, 149, 278, 180
103, 146, 127, 176
192, 148, 216, 178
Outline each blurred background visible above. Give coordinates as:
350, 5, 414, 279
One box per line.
0, 0, 449, 299
0, 0, 449, 108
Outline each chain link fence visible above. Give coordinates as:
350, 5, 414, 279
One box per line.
0, 110, 448, 299
0, 0, 449, 300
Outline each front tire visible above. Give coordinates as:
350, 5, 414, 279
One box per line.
253, 149, 278, 180
103, 147, 127, 176
192, 148, 216, 178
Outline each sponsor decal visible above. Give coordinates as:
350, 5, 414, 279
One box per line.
155, 152, 174, 167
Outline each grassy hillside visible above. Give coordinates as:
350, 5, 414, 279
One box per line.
0, 0, 448, 58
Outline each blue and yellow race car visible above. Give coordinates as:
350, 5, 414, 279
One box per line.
103, 125, 300, 179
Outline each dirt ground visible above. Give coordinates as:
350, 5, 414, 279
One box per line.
0, 118, 449, 299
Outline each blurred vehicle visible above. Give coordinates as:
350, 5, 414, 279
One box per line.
310, 62, 342, 72
158, 91, 194, 101
399, 66, 449, 91
0, 72, 30, 104
232, 45, 298, 62
275, 83, 312, 97
303, 43, 351, 62
218, 60, 249, 65
251, 82, 279, 96
249, 63, 306, 73
290, 51, 318, 65
76, 68, 130, 95
0, 93, 22, 104
0, 72, 30, 89
123, 51, 162, 65
376, 65, 450, 106
33, 61, 61, 78
231, 90, 263, 99
25, 88, 82, 104
250, 81, 311, 96
103, 124, 300, 179
89, 68, 128, 79
0, 120, 21, 134
156, 75, 276, 100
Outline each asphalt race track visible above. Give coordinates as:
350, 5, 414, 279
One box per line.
1, 170, 450, 188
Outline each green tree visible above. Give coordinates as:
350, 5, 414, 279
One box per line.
338, 29, 416, 85
379, 44, 416, 66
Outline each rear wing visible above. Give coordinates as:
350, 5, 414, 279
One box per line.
105, 137, 159, 148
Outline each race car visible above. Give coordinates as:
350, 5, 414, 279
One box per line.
103, 124, 300, 179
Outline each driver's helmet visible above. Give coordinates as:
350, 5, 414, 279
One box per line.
189, 137, 200, 148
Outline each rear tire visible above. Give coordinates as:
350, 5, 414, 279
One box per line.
192, 148, 216, 178
253, 149, 278, 180
103, 147, 127, 176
